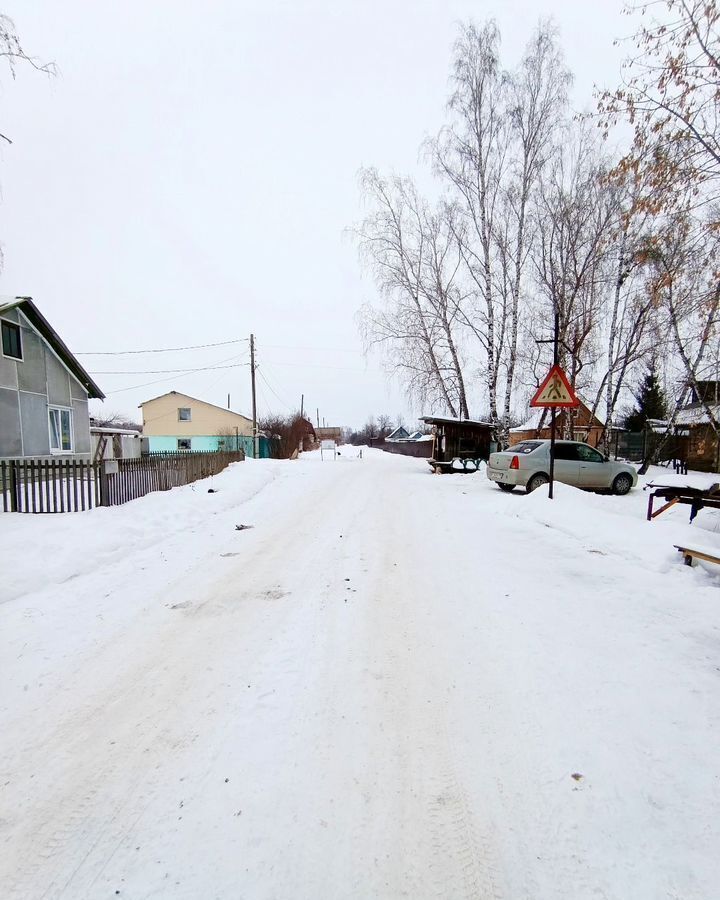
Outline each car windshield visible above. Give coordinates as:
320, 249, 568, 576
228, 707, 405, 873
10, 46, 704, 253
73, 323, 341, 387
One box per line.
509, 441, 542, 454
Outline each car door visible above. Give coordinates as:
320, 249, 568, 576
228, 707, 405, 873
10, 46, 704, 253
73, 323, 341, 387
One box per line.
552, 443, 581, 486
576, 443, 609, 487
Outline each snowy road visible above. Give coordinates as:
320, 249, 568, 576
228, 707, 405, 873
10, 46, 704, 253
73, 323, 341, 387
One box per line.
2, 450, 719, 899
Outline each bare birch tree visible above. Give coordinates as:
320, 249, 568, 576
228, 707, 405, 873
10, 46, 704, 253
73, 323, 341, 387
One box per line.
531, 130, 618, 424
495, 23, 571, 442
355, 169, 469, 416
432, 21, 507, 427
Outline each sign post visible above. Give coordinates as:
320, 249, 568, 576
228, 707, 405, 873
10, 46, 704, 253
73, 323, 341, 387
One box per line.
530, 362, 579, 499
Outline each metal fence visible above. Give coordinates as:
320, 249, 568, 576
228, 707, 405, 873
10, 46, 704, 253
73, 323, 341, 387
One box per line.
0, 450, 245, 513
614, 430, 688, 465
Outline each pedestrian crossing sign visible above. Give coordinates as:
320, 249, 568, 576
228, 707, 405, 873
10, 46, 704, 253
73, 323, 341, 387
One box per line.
530, 364, 579, 408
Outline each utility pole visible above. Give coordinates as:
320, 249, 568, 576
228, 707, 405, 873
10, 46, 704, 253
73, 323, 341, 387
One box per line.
549, 311, 559, 500
316, 408, 320, 428
250, 334, 258, 459
300, 393, 304, 419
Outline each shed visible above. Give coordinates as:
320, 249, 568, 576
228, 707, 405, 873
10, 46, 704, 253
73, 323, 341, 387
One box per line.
90, 426, 142, 462
420, 416, 496, 473
674, 403, 720, 471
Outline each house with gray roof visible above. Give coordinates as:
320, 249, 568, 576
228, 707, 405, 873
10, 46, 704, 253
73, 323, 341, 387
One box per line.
0, 297, 104, 459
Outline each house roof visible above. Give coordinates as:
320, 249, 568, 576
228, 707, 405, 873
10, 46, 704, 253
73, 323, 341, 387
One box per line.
138, 390, 252, 420
511, 395, 605, 432
386, 426, 410, 440
0, 296, 105, 399
420, 415, 494, 428
90, 426, 141, 436
675, 403, 720, 426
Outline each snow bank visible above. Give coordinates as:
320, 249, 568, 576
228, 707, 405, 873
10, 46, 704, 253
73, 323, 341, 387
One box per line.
0, 459, 281, 604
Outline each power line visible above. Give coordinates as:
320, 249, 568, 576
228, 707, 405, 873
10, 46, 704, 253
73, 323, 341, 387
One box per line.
99, 349, 251, 394
262, 343, 364, 353
258, 368, 293, 411
264, 359, 370, 372
89, 363, 250, 375
77, 338, 248, 356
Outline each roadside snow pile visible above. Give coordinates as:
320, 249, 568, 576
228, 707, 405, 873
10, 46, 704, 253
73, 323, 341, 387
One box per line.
0, 459, 281, 604
467, 464, 720, 578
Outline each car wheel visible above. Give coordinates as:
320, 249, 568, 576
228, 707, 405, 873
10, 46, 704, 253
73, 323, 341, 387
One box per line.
526, 473, 549, 493
612, 473, 633, 495
498, 483, 515, 493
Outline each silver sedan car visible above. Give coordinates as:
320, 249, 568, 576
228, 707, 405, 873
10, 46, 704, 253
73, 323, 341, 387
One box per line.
487, 439, 638, 494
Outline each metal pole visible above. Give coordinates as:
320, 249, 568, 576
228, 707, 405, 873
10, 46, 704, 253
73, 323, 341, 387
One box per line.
549, 310, 560, 500
250, 334, 258, 459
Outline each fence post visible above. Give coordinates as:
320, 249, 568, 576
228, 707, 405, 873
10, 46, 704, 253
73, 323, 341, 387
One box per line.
99, 464, 110, 507
9, 460, 19, 512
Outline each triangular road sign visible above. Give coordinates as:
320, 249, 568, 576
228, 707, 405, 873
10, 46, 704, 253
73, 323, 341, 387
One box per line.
530, 364, 579, 408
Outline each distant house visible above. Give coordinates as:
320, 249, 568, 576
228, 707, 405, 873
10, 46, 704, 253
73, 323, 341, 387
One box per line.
510, 397, 605, 448
0, 297, 104, 459
385, 426, 411, 442
139, 391, 258, 455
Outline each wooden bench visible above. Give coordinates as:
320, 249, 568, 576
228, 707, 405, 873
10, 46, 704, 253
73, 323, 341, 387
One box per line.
674, 545, 720, 567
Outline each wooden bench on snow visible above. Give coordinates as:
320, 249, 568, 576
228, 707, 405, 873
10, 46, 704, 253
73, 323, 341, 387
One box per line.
646, 480, 720, 522
674, 544, 720, 567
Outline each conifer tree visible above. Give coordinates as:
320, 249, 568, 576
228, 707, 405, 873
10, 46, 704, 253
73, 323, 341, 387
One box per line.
624, 369, 668, 432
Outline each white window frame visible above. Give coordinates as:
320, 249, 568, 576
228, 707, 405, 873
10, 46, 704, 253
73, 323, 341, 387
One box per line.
178, 407, 192, 422
1, 317, 23, 362
48, 405, 74, 454
177, 438, 191, 451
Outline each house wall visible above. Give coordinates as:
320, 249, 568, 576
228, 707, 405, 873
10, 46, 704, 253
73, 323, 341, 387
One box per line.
141, 392, 253, 437
146, 434, 269, 457
687, 425, 720, 472
0, 308, 91, 458
509, 425, 604, 448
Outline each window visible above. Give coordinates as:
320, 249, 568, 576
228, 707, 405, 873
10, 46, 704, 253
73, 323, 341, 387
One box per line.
48, 407, 73, 452
1, 320, 22, 360
178, 408, 191, 422
554, 443, 579, 461
177, 438, 191, 450
511, 441, 542, 455
576, 443, 604, 463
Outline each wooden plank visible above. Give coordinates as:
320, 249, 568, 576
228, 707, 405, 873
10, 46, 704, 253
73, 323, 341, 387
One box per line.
37, 461, 44, 513
72, 460, 78, 511
675, 545, 720, 567
51, 460, 58, 512
65, 460, 72, 512
22, 461, 29, 512
650, 496, 679, 520
31, 461, 37, 513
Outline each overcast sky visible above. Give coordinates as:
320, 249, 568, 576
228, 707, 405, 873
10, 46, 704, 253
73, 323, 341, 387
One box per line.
0, 1, 631, 429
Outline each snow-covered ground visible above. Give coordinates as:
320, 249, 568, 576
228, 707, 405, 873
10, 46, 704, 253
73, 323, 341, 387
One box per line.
1, 449, 719, 899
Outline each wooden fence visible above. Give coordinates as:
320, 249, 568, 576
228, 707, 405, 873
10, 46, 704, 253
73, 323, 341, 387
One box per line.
0, 450, 244, 513
1, 458, 99, 513
379, 439, 434, 459
99, 451, 244, 507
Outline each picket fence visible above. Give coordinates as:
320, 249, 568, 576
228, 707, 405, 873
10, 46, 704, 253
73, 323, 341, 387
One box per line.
0, 450, 245, 513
